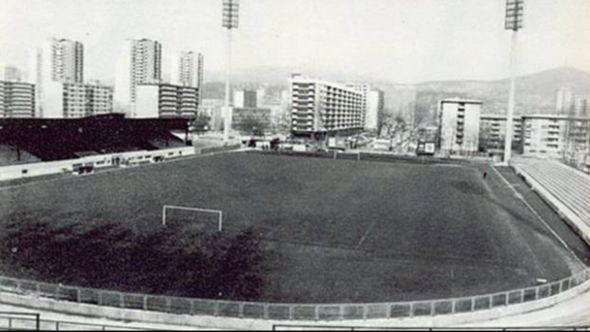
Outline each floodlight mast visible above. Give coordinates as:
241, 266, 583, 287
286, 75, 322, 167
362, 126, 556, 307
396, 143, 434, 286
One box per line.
222, 0, 239, 143
503, 0, 524, 165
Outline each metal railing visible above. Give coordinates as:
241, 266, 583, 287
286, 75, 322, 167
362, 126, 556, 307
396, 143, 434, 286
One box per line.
0, 313, 151, 331
0, 312, 40, 331
0, 267, 589, 321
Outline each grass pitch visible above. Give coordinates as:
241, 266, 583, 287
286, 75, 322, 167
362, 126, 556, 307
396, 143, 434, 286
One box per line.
0, 152, 585, 303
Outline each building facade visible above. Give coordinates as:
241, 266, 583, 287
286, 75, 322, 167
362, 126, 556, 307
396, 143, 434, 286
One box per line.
0, 81, 35, 118
366, 89, 384, 131
85, 83, 114, 116
555, 87, 574, 115
573, 96, 589, 118
563, 117, 590, 172
30, 38, 85, 118
291, 74, 364, 135
522, 115, 570, 159
233, 90, 257, 108
135, 83, 198, 119
479, 115, 523, 153
43, 82, 114, 118
0, 65, 24, 83
438, 98, 482, 155
114, 39, 162, 116
346, 83, 369, 129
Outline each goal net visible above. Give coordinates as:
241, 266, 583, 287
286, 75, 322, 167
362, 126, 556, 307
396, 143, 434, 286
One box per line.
162, 205, 223, 232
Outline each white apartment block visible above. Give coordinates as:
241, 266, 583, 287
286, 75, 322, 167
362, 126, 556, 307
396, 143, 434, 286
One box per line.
114, 39, 162, 116
522, 115, 569, 158
438, 98, 482, 155
346, 83, 369, 129
30, 38, 84, 118
479, 115, 523, 152
0, 65, 24, 83
170, 51, 203, 93
555, 87, 574, 114
291, 74, 364, 134
366, 89, 384, 131
233, 90, 257, 108
574, 96, 589, 118
0, 81, 35, 118
135, 83, 198, 119
43, 82, 113, 118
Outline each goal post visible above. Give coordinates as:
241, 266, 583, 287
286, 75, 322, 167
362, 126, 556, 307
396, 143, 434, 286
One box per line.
162, 205, 223, 232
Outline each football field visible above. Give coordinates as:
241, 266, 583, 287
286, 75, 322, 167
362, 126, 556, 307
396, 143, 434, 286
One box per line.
0, 152, 586, 303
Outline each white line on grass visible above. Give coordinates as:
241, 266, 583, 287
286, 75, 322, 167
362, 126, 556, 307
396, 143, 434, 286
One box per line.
355, 220, 378, 250
491, 165, 584, 266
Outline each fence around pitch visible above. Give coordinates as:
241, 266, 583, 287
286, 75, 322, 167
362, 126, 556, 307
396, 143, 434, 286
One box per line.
0, 268, 589, 321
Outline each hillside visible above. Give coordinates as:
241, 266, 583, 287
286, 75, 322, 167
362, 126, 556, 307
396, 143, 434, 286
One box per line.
412, 67, 590, 124
202, 66, 590, 125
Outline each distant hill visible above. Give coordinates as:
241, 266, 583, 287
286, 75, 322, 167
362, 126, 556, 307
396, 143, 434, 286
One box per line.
202, 66, 590, 125
412, 67, 590, 124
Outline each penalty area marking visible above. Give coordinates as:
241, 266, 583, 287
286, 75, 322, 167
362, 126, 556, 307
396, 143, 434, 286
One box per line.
162, 205, 223, 232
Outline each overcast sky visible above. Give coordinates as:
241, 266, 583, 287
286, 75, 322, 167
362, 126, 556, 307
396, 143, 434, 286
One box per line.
1, 0, 589, 84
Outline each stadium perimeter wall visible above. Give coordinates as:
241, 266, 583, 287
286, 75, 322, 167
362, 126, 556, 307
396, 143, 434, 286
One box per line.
0, 274, 589, 329
0, 147, 195, 182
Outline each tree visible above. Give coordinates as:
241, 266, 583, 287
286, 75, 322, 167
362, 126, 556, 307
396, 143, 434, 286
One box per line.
234, 115, 269, 137
191, 113, 211, 133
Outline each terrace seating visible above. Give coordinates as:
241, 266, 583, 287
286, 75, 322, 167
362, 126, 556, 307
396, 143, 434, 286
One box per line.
513, 157, 590, 236
0, 144, 41, 166
0, 115, 188, 163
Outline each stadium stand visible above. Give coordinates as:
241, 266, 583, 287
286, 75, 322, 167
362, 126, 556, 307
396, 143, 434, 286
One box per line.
0, 144, 40, 166
513, 157, 590, 244
0, 114, 190, 163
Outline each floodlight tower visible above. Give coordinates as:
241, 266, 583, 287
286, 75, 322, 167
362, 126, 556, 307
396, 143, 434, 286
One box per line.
222, 0, 239, 143
503, 0, 524, 164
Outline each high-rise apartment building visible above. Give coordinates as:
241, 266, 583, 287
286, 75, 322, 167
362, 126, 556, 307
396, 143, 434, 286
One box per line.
346, 83, 369, 129
556, 87, 574, 115
114, 39, 162, 116
0, 65, 24, 82
30, 38, 84, 117
366, 89, 384, 131
574, 96, 589, 118
291, 74, 364, 135
438, 98, 482, 155
0, 81, 35, 118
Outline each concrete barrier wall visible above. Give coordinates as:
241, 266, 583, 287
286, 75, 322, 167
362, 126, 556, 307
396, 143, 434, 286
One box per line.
0, 147, 195, 182
1, 279, 589, 329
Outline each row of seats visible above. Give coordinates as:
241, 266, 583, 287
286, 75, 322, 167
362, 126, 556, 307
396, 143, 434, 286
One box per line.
514, 157, 590, 230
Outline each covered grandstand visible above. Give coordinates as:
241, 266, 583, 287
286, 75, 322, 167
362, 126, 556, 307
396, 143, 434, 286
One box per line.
0, 114, 191, 164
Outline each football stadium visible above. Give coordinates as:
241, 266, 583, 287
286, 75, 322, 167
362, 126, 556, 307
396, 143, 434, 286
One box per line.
0, 147, 589, 302
0, 115, 589, 328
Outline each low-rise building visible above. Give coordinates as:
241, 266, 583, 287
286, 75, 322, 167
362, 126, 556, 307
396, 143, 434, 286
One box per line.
522, 115, 569, 159
135, 83, 198, 119
479, 115, 523, 153
44, 82, 113, 118
0, 81, 35, 118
